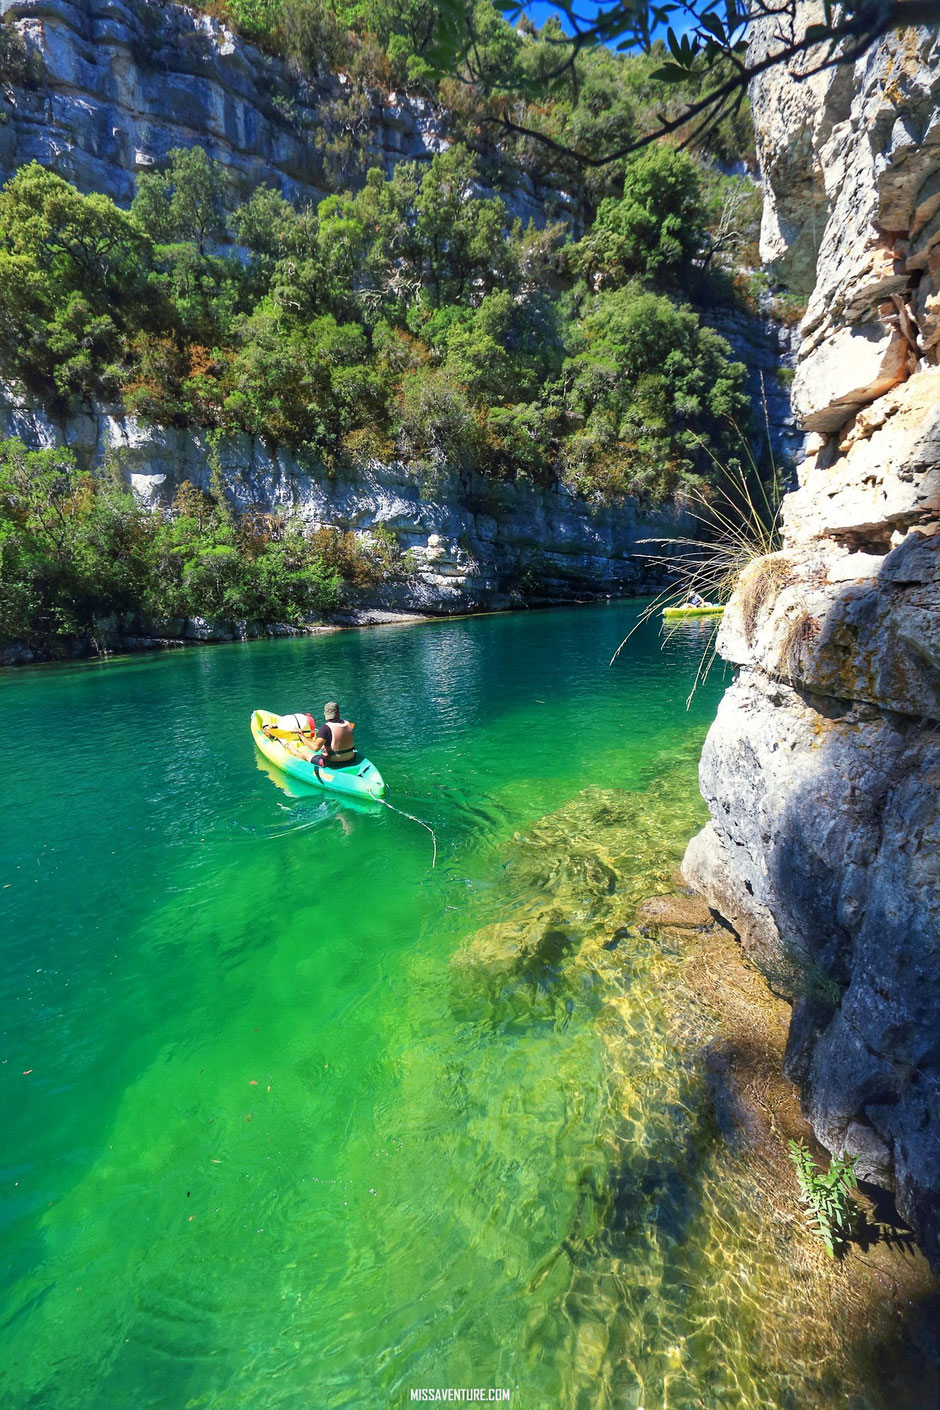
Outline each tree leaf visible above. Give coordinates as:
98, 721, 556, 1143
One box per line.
699, 13, 727, 43
650, 63, 691, 82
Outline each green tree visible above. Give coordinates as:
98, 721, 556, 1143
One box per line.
232, 186, 318, 295
412, 146, 513, 307
274, 0, 347, 72
240, 516, 343, 619
0, 163, 152, 398
0, 14, 43, 85
443, 288, 562, 402
395, 365, 482, 469
132, 146, 229, 256
337, 0, 440, 83
574, 147, 706, 285
223, 309, 381, 449
563, 285, 748, 498
0, 439, 149, 641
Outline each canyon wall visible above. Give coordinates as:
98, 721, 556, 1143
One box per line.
1, 390, 684, 616
684, 14, 940, 1267
0, 0, 795, 620
0, 0, 581, 227
0, 0, 680, 618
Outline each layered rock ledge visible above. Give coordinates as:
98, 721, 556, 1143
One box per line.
0, 0, 581, 226
684, 9, 940, 1268
0, 391, 686, 616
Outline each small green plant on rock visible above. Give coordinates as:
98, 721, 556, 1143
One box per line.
0, 16, 43, 87
788, 1138, 859, 1258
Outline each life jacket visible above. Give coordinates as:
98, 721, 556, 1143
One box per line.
323, 718, 355, 763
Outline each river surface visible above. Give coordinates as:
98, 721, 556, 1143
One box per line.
0, 604, 916, 1410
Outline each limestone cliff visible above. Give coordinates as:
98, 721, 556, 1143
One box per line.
0, 0, 579, 226
0, 0, 677, 621
1, 389, 686, 619
0, 0, 797, 624
0, 0, 667, 621
684, 11, 940, 1267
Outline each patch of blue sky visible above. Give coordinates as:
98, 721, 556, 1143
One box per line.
512, 2, 700, 48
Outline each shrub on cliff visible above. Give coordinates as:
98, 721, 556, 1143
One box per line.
572, 147, 707, 286
0, 163, 156, 401
0, 14, 43, 88
0, 439, 389, 645
221, 308, 383, 451
201, 1, 748, 191
439, 289, 563, 403
132, 146, 230, 257
0, 441, 150, 642
560, 286, 749, 500
394, 365, 483, 472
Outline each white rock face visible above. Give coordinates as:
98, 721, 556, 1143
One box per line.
748, 0, 849, 294
0, 0, 581, 228
784, 368, 940, 541
0, 392, 686, 611
686, 16, 940, 1268
751, 10, 940, 429
715, 528, 940, 718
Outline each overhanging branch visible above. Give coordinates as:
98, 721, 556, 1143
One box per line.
453, 0, 940, 168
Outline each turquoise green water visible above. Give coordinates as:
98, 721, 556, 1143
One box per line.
3, 603, 896, 1410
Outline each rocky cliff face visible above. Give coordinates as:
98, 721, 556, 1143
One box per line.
0, 0, 674, 621
684, 11, 940, 1268
0, 0, 796, 619
0, 0, 580, 227
1, 391, 683, 614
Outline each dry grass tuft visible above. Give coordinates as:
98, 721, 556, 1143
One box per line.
611, 399, 787, 705
778, 608, 820, 682
738, 554, 792, 646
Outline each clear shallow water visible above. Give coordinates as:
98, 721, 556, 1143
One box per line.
1, 602, 879, 1410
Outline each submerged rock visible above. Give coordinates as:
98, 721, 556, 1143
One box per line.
634, 891, 713, 933
450, 773, 711, 1023
451, 908, 574, 991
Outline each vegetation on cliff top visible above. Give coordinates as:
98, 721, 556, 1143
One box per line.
0, 143, 753, 505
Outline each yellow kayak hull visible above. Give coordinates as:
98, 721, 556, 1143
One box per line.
662, 605, 725, 619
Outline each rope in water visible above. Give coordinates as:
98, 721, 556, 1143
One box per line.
375, 796, 438, 868
256, 727, 439, 864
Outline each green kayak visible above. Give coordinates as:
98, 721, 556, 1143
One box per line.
251, 709, 387, 800
662, 604, 725, 620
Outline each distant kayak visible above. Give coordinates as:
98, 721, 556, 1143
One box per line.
662, 604, 725, 620
250, 709, 387, 800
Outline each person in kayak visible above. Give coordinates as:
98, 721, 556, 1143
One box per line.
313, 701, 357, 767
686, 589, 706, 608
